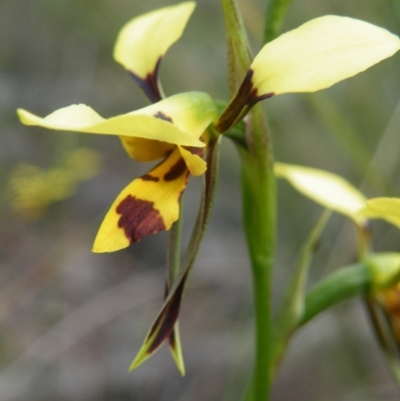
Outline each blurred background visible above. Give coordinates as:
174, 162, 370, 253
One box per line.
1, 0, 400, 400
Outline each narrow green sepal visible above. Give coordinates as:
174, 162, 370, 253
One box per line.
169, 323, 186, 376
129, 138, 221, 373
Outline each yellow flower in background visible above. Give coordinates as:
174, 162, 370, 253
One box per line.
17, 1, 400, 254
8, 148, 101, 220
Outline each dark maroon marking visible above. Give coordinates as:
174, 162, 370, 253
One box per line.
181, 145, 204, 157
169, 329, 176, 348
129, 57, 163, 103
216, 68, 274, 133
154, 111, 173, 123
141, 174, 159, 182
164, 157, 187, 181
116, 195, 165, 243
147, 271, 188, 353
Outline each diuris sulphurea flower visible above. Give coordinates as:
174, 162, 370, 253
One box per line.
18, 2, 400, 252
18, 1, 400, 374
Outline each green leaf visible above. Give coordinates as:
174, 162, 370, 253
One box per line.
272, 210, 331, 371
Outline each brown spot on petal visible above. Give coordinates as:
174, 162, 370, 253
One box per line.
129, 58, 163, 103
116, 195, 165, 243
164, 158, 187, 182
141, 174, 159, 182
154, 111, 173, 123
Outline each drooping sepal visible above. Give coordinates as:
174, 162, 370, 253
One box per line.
114, 2, 196, 102
129, 137, 221, 371
168, 322, 185, 375
129, 271, 188, 371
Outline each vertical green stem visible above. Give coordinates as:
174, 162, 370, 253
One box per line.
240, 105, 276, 401
219, 1, 276, 399
264, 0, 294, 43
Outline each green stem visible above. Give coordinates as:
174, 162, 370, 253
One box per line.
167, 201, 183, 285
240, 105, 276, 401
264, 0, 294, 43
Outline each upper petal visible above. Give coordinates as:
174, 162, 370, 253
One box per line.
114, 2, 195, 79
275, 162, 367, 224
251, 15, 400, 96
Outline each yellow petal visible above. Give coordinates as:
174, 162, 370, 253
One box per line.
275, 162, 367, 224
251, 16, 400, 96
114, 2, 195, 79
93, 148, 189, 252
362, 198, 400, 229
17, 104, 201, 148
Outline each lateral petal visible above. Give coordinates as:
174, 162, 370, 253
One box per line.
18, 92, 217, 151
275, 162, 367, 224
93, 148, 189, 253
362, 198, 400, 229
114, 2, 195, 101
251, 15, 400, 97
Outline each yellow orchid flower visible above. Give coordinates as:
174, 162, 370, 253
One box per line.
18, 92, 217, 253
18, 1, 218, 253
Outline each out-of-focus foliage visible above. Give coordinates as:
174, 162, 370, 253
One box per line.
1, 0, 400, 400
7, 148, 101, 220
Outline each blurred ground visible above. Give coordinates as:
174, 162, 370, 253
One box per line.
1, 0, 400, 400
